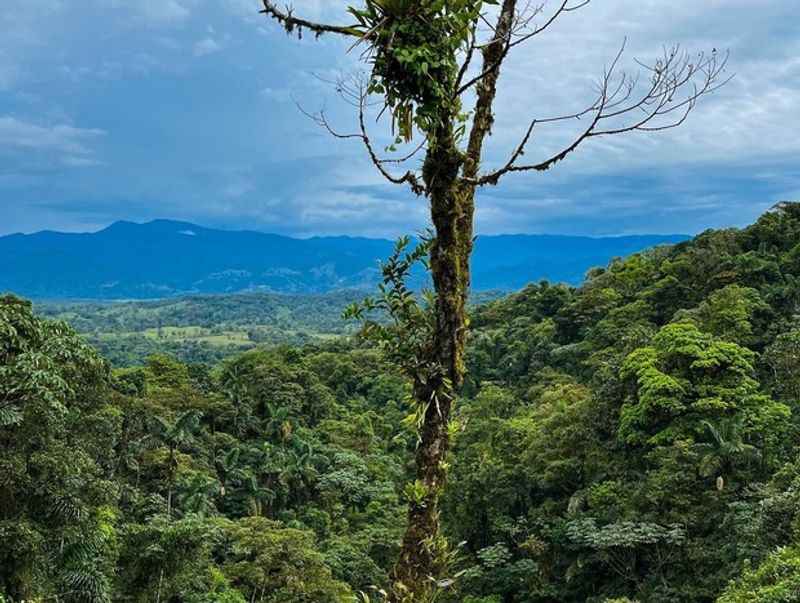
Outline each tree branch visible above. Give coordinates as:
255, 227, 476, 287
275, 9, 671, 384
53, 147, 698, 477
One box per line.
470, 41, 731, 185
294, 82, 425, 196
455, 0, 590, 96
356, 95, 425, 196
508, 0, 591, 49
260, 1, 361, 38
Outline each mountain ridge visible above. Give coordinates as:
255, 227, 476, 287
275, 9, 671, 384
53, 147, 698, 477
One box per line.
1, 219, 689, 300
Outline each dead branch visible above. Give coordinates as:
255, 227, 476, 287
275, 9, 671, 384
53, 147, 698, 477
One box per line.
470, 41, 731, 185
294, 80, 425, 196
260, 1, 361, 38
456, 0, 590, 96
508, 0, 591, 49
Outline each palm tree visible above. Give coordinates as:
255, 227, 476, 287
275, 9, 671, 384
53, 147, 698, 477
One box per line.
264, 402, 294, 443
694, 417, 761, 491
178, 473, 218, 516
220, 364, 253, 436
243, 474, 275, 518
149, 410, 202, 515
256, 442, 287, 513
215, 446, 246, 498
280, 440, 318, 504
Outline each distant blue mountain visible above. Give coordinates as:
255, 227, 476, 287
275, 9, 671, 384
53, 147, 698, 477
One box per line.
0, 220, 688, 299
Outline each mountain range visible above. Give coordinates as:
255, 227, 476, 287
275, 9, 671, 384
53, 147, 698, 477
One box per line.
0, 219, 688, 299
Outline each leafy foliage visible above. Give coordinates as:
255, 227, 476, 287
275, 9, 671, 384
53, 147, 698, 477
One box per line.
349, 0, 487, 140
718, 546, 800, 603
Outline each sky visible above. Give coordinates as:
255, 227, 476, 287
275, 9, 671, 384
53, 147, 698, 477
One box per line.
0, 0, 798, 238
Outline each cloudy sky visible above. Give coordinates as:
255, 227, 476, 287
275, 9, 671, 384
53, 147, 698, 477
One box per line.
0, 0, 797, 238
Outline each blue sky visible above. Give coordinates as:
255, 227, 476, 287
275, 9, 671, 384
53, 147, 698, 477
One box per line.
0, 0, 798, 238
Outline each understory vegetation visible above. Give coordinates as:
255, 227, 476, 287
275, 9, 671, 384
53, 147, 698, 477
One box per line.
2, 203, 800, 602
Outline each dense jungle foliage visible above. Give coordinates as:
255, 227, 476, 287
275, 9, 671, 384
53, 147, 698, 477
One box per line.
2, 203, 800, 602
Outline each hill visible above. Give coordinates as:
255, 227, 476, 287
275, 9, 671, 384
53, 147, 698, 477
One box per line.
0, 219, 686, 299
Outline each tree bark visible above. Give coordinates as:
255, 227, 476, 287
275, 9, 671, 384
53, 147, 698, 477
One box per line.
390, 120, 474, 598
390, 2, 517, 599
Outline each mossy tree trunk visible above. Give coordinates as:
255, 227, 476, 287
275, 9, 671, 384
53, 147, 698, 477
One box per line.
391, 123, 474, 596
391, 4, 517, 596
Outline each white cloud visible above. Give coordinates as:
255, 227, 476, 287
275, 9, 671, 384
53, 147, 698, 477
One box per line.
61, 156, 105, 168
0, 117, 105, 167
222, 0, 258, 19
193, 37, 222, 57
222, 177, 255, 199
0, 1, 68, 89
139, 0, 190, 22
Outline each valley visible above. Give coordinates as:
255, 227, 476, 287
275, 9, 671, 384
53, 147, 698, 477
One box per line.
2, 0, 796, 600
34, 291, 365, 365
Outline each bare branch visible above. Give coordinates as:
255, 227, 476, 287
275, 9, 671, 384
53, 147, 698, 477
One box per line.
293, 101, 362, 140
356, 97, 426, 195
294, 78, 425, 196
476, 119, 537, 185
455, 0, 590, 96
260, 1, 361, 38
470, 41, 731, 185
508, 0, 591, 49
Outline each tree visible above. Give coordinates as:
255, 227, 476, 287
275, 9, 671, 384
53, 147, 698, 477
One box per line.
718, 545, 800, 603
242, 474, 275, 518
178, 472, 219, 516
222, 517, 352, 602
216, 446, 246, 499
762, 329, 800, 404
0, 296, 118, 601
149, 410, 203, 516
259, 2, 728, 596
694, 418, 761, 491
619, 321, 789, 453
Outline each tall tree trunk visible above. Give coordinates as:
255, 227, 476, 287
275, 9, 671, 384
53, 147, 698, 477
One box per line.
167, 446, 175, 517
156, 567, 164, 603
391, 123, 475, 599
391, 3, 517, 599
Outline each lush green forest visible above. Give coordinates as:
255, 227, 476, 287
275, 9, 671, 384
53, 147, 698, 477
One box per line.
3, 203, 800, 602
35, 291, 503, 367
34, 291, 366, 367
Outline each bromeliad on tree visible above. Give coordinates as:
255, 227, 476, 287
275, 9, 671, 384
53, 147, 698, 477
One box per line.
257, 1, 730, 599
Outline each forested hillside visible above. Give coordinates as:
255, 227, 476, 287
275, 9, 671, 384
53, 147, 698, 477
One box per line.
2, 203, 799, 602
